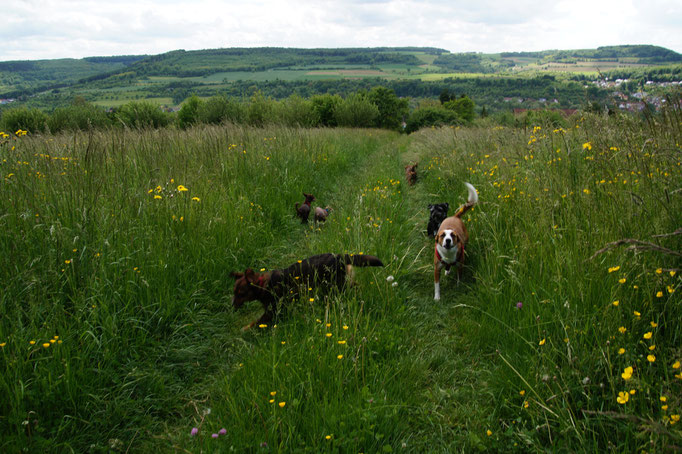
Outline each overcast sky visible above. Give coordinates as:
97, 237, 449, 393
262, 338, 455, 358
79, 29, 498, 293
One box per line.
2, 0, 681, 61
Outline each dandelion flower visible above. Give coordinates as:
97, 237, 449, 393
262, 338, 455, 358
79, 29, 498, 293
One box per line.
647, 355, 656, 363
191, 197, 200, 202
608, 266, 620, 273
343, 325, 349, 330
270, 391, 276, 396
0, 343, 5, 347
486, 430, 492, 436
667, 286, 675, 294
326, 333, 332, 338
154, 195, 162, 200
42, 343, 50, 348
660, 396, 667, 402
258, 324, 267, 328
621, 366, 633, 380
539, 338, 546, 346
337, 355, 343, 359
309, 297, 314, 302
278, 402, 286, 408
656, 291, 663, 298
618, 348, 625, 355
618, 326, 627, 334
177, 185, 188, 192
523, 401, 529, 408
617, 391, 629, 404
582, 142, 592, 151
643, 332, 653, 339
672, 415, 680, 424
656, 268, 663, 274
673, 361, 680, 369
633, 311, 641, 317
337, 340, 346, 345
619, 278, 626, 284
612, 300, 619, 307
670, 271, 677, 277
519, 390, 526, 396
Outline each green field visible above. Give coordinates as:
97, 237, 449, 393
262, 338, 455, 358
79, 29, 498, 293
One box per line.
0, 105, 680, 452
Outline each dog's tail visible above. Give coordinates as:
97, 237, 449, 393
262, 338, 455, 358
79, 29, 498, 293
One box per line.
454, 182, 478, 218
343, 254, 384, 267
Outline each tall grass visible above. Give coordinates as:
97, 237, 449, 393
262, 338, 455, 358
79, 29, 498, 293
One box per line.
0, 107, 679, 452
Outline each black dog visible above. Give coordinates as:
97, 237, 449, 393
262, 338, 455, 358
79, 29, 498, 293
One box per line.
427, 203, 449, 237
231, 253, 384, 330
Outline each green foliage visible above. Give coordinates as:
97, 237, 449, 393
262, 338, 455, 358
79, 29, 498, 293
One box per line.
0, 107, 48, 133
197, 95, 245, 125
404, 106, 461, 133
433, 52, 493, 73
311, 93, 343, 127
177, 95, 202, 129
46, 99, 111, 132
368, 86, 409, 130
443, 96, 476, 122
115, 100, 170, 128
272, 94, 320, 127
333, 93, 380, 128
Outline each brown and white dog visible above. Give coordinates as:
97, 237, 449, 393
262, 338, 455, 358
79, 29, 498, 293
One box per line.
405, 163, 418, 186
231, 253, 383, 330
295, 192, 315, 223
434, 182, 478, 300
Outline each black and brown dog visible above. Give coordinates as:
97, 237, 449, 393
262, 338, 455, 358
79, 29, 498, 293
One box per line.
434, 183, 478, 300
231, 253, 383, 330
295, 193, 315, 223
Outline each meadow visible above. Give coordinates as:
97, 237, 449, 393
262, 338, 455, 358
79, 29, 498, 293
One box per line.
0, 106, 680, 452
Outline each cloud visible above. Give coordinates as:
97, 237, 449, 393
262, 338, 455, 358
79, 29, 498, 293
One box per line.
0, 0, 680, 61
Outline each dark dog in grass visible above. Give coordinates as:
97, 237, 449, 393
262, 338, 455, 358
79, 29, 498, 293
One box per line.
231, 253, 384, 330
405, 163, 418, 186
427, 202, 449, 237
295, 193, 315, 223
314, 206, 331, 223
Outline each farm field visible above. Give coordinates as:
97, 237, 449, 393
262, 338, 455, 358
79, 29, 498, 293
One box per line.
0, 109, 680, 452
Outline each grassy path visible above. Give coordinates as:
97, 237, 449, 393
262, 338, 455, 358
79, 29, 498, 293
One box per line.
160, 129, 498, 452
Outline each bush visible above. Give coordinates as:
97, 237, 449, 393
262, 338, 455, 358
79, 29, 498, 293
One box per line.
405, 107, 461, 133
443, 96, 475, 122
246, 91, 274, 127
47, 101, 110, 132
177, 95, 203, 129
311, 94, 342, 127
334, 93, 379, 128
115, 101, 170, 129
0, 107, 48, 134
198, 95, 245, 125
273, 95, 320, 127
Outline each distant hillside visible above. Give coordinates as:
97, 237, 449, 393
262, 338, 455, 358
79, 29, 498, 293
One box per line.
0, 45, 679, 112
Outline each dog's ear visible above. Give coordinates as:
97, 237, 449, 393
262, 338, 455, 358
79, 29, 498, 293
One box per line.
444, 203, 449, 211
230, 271, 244, 279
428, 204, 434, 211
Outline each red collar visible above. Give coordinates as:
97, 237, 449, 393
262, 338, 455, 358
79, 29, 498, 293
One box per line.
254, 274, 268, 289
435, 242, 442, 262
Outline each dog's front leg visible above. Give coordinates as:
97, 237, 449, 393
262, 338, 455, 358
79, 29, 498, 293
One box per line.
434, 261, 442, 301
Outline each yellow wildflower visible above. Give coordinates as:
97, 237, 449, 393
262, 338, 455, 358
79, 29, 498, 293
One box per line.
656, 291, 663, 298
612, 300, 619, 307
618, 348, 625, 355
673, 361, 680, 369
539, 338, 546, 346
177, 185, 188, 192
621, 366, 633, 380
643, 332, 653, 339
278, 402, 286, 408
608, 266, 620, 273
337, 355, 343, 359
618, 326, 627, 334
619, 278, 626, 284
647, 355, 656, 363
617, 391, 629, 404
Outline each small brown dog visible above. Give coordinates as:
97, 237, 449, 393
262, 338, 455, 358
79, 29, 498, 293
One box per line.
231, 253, 384, 330
314, 206, 331, 223
295, 192, 315, 223
405, 163, 418, 186
434, 183, 478, 300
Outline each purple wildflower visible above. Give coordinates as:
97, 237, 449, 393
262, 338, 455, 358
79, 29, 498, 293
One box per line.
212, 433, 219, 439
190, 427, 199, 436
219, 428, 227, 435
516, 302, 523, 309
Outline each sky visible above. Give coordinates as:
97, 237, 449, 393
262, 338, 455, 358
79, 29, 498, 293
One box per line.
2, 0, 681, 61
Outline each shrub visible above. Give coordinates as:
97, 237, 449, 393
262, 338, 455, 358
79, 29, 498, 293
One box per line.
246, 91, 274, 127
443, 96, 475, 122
115, 101, 170, 129
334, 93, 380, 128
47, 102, 110, 132
311, 94, 342, 127
0, 107, 48, 134
273, 95, 320, 127
177, 95, 203, 129
198, 95, 245, 125
405, 107, 461, 133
